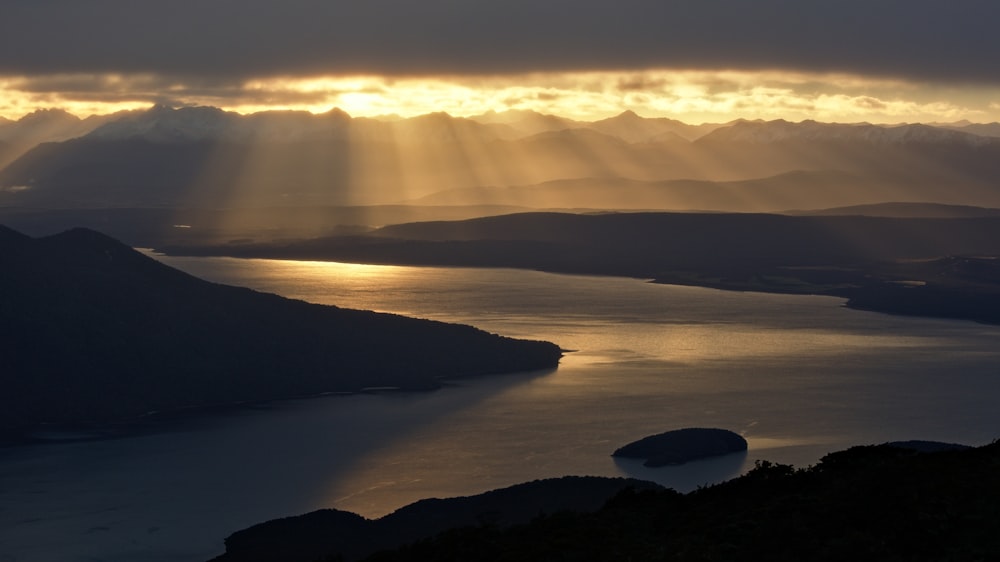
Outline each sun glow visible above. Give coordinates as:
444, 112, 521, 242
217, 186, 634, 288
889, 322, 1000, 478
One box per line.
3, 70, 1000, 124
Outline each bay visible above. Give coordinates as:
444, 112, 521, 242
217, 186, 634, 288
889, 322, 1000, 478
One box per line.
2, 256, 999, 562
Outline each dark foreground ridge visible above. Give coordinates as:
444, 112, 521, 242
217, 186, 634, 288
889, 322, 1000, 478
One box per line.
613, 428, 748, 467
0, 225, 561, 439
160, 211, 1000, 325
211, 440, 1000, 562
210, 476, 663, 562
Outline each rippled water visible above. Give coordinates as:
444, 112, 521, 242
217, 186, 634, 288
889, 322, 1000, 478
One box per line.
2, 256, 999, 562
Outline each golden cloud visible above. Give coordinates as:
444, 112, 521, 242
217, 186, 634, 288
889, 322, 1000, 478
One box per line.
1, 70, 998, 124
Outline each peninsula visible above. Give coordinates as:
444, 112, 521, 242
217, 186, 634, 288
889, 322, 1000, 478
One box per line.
0, 226, 561, 440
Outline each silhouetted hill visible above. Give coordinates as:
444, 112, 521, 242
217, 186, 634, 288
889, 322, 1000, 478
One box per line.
210, 476, 664, 562
369, 441, 1000, 562
367, 212, 1000, 266
939, 121, 1000, 138
0, 204, 536, 248
692, 121, 1000, 201
408, 171, 894, 212
0, 136, 365, 207
787, 201, 1000, 218
209, 441, 1000, 562
0, 226, 561, 437
0, 108, 115, 167
0, 223, 31, 245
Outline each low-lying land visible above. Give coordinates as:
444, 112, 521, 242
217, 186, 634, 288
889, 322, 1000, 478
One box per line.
158, 211, 1000, 325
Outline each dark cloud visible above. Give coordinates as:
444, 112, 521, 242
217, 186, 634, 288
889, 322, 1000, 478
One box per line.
13, 74, 236, 95
854, 97, 887, 110
1, 0, 998, 84
617, 76, 667, 92
10, 74, 343, 106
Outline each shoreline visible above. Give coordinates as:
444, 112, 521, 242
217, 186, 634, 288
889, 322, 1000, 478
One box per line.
0, 366, 561, 450
156, 245, 1000, 327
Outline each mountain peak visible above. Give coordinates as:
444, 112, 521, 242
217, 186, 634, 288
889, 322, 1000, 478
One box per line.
42, 227, 132, 252
86, 104, 241, 142
18, 108, 81, 125
482, 109, 550, 122
31, 227, 191, 277
584, 110, 707, 142
322, 107, 352, 120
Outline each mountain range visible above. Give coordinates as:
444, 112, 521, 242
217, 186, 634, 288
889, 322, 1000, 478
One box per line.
2, 106, 1000, 214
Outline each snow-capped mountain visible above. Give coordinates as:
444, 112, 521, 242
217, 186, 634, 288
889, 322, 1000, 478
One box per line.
85, 105, 247, 142
698, 119, 996, 146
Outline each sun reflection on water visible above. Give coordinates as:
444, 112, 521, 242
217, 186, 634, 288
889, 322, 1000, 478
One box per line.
128, 253, 1000, 521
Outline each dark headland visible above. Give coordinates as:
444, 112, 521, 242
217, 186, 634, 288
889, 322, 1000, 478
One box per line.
0, 225, 561, 441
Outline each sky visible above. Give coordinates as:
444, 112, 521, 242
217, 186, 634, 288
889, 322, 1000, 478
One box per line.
1, 0, 999, 123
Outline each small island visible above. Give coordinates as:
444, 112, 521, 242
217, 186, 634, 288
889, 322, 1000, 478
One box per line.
613, 428, 748, 467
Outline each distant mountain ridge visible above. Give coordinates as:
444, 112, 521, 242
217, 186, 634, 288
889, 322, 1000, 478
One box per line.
936, 121, 1000, 138
3, 105, 1000, 211
405, 171, 904, 212
697, 119, 995, 146
0, 108, 118, 167
8, 105, 1000, 148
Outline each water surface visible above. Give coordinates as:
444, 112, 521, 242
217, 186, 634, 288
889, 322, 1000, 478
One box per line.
2, 257, 998, 562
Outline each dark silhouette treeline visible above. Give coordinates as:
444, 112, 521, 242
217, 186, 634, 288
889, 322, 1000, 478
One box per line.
160, 212, 1000, 324
209, 441, 1000, 562
0, 225, 561, 439
211, 477, 664, 562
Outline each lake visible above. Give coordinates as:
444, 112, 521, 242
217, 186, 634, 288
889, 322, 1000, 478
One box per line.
2, 256, 999, 562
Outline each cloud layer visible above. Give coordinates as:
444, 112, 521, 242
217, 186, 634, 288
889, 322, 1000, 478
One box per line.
2, 1, 998, 84
2, 70, 996, 124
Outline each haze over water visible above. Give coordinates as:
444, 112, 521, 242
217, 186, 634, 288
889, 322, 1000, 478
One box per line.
2, 256, 999, 562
